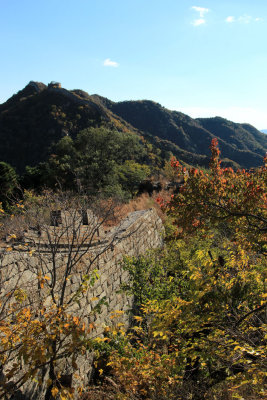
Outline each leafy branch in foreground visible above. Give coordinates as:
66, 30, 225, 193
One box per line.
108, 239, 266, 400
104, 141, 266, 400
162, 138, 266, 253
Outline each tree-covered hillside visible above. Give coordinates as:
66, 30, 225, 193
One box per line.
0, 82, 106, 172
22, 127, 154, 199
98, 97, 267, 168
0, 82, 266, 177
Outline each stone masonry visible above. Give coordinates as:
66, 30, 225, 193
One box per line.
0, 208, 164, 398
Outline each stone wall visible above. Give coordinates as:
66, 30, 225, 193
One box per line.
0, 208, 164, 398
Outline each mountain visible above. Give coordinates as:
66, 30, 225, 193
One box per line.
0, 82, 105, 172
94, 96, 266, 168
0, 82, 144, 172
261, 129, 267, 134
0, 81, 266, 173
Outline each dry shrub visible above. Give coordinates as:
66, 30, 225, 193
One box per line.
80, 380, 124, 400
103, 192, 168, 229
81, 379, 267, 400
205, 382, 267, 400
0, 213, 28, 244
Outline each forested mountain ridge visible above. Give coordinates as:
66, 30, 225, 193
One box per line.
0, 81, 266, 173
0, 81, 122, 172
95, 96, 267, 168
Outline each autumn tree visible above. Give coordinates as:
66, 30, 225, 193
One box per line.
164, 139, 267, 253
105, 140, 267, 400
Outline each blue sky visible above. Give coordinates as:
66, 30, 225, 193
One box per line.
1, 0, 267, 129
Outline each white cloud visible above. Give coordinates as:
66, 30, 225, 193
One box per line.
191, 6, 209, 26
103, 58, 119, 67
225, 16, 235, 23
238, 14, 252, 24
225, 14, 262, 25
191, 6, 209, 18
192, 18, 206, 26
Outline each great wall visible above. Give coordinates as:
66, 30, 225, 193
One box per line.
0, 208, 164, 398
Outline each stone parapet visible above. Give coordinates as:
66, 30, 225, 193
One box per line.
0, 208, 164, 399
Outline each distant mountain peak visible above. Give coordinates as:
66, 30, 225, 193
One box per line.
0, 81, 266, 172
28, 81, 47, 93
